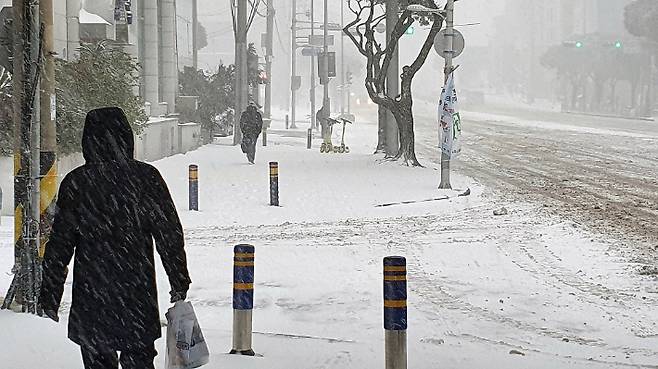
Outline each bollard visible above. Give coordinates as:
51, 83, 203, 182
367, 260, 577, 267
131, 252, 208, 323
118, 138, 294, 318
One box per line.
307, 128, 312, 150
384, 256, 407, 369
189, 164, 199, 211
262, 127, 267, 147
230, 244, 256, 356
285, 114, 289, 129
269, 162, 279, 206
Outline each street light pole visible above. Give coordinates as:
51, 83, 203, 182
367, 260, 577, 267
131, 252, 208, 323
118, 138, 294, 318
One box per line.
438, 0, 454, 189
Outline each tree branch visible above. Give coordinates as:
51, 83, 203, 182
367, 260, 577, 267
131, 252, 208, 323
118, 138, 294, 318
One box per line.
377, 11, 413, 89
408, 13, 443, 77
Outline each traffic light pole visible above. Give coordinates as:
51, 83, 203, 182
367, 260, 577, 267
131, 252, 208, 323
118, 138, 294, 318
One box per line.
438, 0, 454, 189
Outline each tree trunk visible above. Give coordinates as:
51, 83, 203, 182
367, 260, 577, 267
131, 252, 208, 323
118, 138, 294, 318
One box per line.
376, 105, 387, 153
611, 80, 617, 113
593, 78, 603, 111
570, 81, 578, 110
631, 81, 638, 114
642, 78, 651, 116
392, 103, 420, 167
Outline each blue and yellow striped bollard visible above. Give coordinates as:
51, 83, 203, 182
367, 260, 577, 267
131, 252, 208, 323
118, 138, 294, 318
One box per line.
230, 244, 256, 356
269, 162, 279, 207
384, 256, 407, 369
189, 164, 198, 211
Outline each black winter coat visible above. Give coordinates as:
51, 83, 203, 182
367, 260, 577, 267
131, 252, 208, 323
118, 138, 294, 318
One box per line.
40, 107, 191, 349
240, 107, 263, 140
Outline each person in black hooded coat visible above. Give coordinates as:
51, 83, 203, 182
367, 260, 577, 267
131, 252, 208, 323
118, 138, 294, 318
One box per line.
240, 104, 263, 164
40, 107, 191, 369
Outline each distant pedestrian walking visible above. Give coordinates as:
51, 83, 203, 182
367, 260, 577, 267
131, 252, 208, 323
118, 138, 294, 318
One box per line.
240, 103, 263, 164
40, 107, 191, 369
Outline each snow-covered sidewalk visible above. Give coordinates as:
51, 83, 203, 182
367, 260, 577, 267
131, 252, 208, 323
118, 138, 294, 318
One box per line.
1, 116, 657, 369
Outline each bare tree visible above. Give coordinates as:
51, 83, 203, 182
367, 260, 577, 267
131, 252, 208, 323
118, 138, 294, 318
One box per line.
344, 0, 443, 166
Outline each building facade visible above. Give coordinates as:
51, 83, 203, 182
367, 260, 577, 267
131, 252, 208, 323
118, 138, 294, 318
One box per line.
0, 0, 199, 116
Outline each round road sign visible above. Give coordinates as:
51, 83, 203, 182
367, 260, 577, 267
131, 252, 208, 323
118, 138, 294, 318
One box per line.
433, 28, 465, 59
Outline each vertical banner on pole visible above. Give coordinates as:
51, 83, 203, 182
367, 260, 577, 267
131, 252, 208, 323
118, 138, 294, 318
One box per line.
439, 73, 461, 159
384, 256, 407, 369
231, 244, 255, 356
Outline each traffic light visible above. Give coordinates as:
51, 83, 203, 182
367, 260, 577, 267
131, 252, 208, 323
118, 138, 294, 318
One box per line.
405, 26, 415, 36
601, 41, 623, 49
562, 40, 584, 49
346, 71, 353, 86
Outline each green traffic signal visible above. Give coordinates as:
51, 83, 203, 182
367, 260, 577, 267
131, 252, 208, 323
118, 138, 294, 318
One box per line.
575, 41, 583, 48
405, 26, 415, 35
614, 41, 622, 48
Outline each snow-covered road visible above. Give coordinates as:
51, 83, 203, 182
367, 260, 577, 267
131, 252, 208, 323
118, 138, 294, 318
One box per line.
413, 102, 658, 270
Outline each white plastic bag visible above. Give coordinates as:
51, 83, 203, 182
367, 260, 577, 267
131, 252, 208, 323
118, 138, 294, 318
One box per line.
165, 301, 210, 369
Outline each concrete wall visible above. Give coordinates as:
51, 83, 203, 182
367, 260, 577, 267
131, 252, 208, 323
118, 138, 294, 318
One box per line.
1, 118, 201, 216
134, 117, 201, 162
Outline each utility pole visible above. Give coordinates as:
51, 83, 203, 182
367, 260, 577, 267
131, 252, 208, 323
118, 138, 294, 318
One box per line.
309, 0, 316, 130
40, 0, 57, 265
3, 0, 41, 313
438, 0, 454, 189
385, 0, 399, 157
264, 0, 274, 121
234, 0, 248, 145
289, 0, 298, 128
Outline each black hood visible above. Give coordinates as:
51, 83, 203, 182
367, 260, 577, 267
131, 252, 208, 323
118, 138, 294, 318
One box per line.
82, 107, 135, 163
